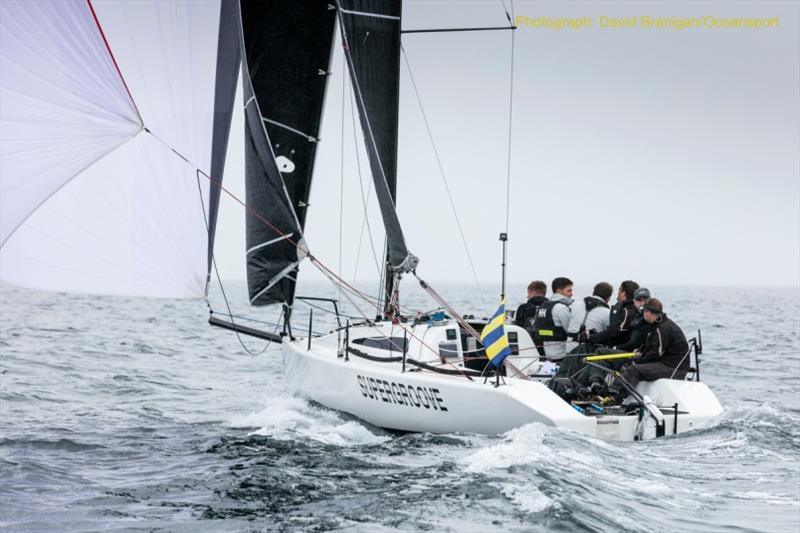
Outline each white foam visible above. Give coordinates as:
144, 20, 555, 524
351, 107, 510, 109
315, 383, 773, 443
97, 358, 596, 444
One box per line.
228, 394, 389, 447
729, 491, 800, 506
501, 484, 556, 514
460, 423, 548, 472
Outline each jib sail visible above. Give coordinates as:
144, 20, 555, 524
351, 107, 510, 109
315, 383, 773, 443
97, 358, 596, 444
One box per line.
239, 0, 337, 306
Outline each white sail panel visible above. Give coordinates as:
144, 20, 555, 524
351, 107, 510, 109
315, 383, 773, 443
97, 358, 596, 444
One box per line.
0, 0, 226, 298
0, 0, 142, 245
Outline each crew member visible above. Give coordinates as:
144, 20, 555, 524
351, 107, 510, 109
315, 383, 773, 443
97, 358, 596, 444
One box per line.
566, 281, 613, 352
531, 277, 573, 360
584, 280, 640, 348
615, 287, 652, 352
514, 280, 548, 330
617, 298, 690, 391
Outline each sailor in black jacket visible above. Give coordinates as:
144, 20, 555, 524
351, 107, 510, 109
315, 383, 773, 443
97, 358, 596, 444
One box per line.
619, 298, 690, 390
614, 287, 653, 352
514, 280, 548, 329
583, 281, 641, 348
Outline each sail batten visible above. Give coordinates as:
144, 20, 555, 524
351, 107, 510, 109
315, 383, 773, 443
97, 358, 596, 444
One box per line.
261, 117, 320, 143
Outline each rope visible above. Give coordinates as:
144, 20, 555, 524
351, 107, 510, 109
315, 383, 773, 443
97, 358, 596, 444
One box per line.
192, 169, 277, 356
400, 45, 487, 309
376, 239, 388, 316
86, 0, 143, 125
295, 297, 365, 321
348, 77, 383, 283
416, 274, 527, 380
132, 12, 521, 378
338, 51, 346, 315
112, 45, 491, 379
144, 127, 386, 351
416, 275, 481, 340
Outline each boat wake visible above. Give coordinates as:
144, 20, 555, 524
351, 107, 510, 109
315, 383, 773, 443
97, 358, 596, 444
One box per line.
229, 393, 391, 447
1, 284, 797, 531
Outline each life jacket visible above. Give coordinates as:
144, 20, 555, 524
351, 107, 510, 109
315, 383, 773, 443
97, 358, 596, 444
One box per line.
531, 300, 569, 355
574, 296, 610, 337
520, 296, 548, 329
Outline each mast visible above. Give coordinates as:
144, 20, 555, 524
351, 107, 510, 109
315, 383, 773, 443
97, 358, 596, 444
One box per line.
382, 1, 402, 318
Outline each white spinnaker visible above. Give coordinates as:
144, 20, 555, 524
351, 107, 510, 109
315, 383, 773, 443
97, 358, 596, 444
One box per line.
0, 0, 223, 298
0, 0, 142, 245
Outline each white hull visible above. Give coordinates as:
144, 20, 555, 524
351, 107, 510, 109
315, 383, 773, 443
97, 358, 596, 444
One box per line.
281, 322, 723, 441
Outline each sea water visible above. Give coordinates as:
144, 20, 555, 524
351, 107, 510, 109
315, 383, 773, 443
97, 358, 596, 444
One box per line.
1, 281, 798, 532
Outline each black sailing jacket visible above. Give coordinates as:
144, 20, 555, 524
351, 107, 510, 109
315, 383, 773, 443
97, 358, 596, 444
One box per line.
637, 314, 690, 369
588, 299, 638, 347
616, 313, 652, 352
514, 296, 548, 329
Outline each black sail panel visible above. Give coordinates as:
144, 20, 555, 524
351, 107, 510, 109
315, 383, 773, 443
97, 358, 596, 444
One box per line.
338, 0, 415, 272
207, 0, 241, 291
239, 0, 337, 306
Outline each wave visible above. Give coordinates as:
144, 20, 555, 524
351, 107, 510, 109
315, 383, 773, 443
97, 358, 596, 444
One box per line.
0, 438, 104, 452
228, 393, 390, 447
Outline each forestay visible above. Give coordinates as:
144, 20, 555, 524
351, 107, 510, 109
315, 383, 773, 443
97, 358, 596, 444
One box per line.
0, 0, 234, 298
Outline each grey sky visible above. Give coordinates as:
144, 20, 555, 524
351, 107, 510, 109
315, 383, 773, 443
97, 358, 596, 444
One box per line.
213, 0, 800, 290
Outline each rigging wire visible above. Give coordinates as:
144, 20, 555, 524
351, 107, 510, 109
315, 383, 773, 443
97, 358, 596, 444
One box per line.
338, 50, 346, 315
503, 0, 515, 240
499, 0, 513, 23
126, 80, 429, 364
400, 44, 487, 309
335, 4, 413, 270
295, 297, 368, 322
94, 0, 467, 369
136, 6, 524, 370
151, 123, 464, 371
376, 238, 388, 317
501, 0, 521, 379
192, 169, 277, 356
347, 76, 383, 284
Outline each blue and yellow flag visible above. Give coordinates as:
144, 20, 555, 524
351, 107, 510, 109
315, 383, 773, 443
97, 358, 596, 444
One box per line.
480, 298, 512, 367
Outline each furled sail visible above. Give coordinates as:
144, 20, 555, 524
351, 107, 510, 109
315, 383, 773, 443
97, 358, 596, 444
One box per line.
0, 0, 236, 298
239, 0, 337, 306
337, 0, 417, 273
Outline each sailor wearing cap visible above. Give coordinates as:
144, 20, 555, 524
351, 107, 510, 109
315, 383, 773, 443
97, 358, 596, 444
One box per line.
618, 298, 691, 391
613, 287, 653, 352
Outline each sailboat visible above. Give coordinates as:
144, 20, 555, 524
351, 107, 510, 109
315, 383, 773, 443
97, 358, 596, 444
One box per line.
0, 0, 722, 441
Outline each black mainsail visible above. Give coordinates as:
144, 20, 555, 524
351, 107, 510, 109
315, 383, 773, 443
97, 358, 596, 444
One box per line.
239, 0, 337, 306
337, 0, 417, 274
